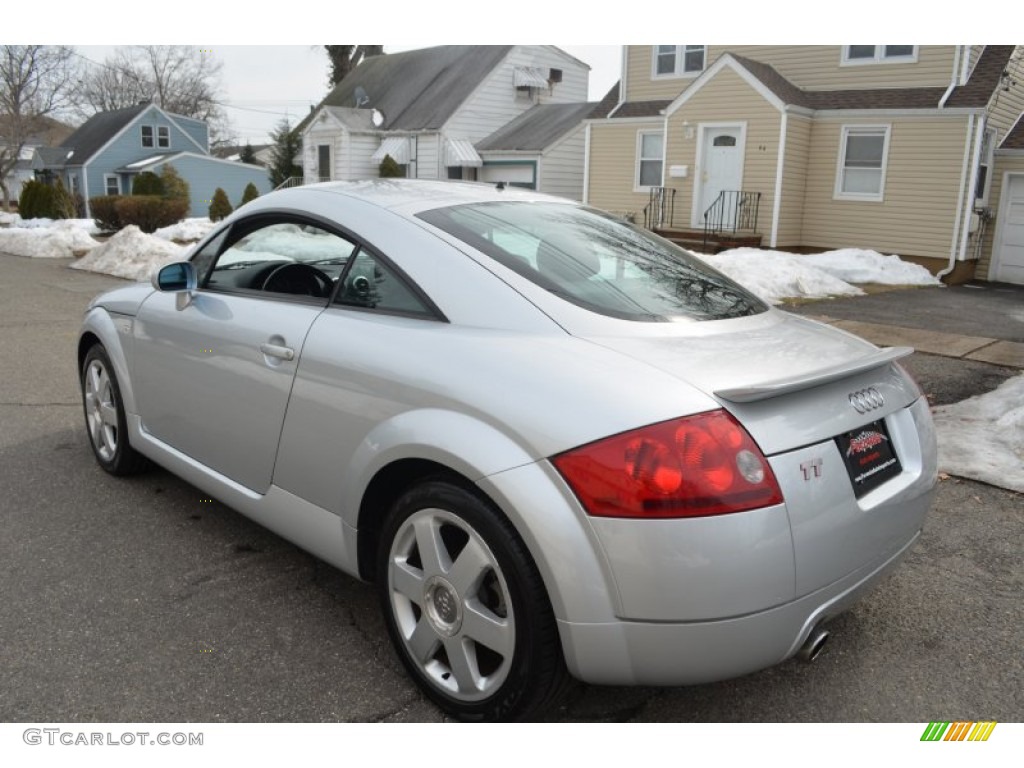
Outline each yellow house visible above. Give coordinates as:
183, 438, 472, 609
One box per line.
584, 46, 1024, 284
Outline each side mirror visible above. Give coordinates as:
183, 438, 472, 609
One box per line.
152, 261, 197, 310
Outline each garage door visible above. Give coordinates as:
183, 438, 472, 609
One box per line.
995, 175, 1024, 284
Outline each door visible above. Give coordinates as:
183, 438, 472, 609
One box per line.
995, 174, 1024, 285
133, 216, 357, 493
695, 126, 744, 228
317, 144, 332, 181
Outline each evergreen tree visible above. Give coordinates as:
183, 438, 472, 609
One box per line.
239, 143, 257, 164
208, 187, 232, 221
268, 119, 301, 188
160, 164, 190, 202
240, 182, 259, 206
378, 154, 403, 178
132, 171, 164, 196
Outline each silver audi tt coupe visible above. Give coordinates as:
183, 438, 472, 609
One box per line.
79, 180, 937, 720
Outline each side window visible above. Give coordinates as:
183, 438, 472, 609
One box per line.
202, 220, 357, 300
334, 250, 433, 317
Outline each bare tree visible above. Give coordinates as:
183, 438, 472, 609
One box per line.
0, 45, 77, 210
324, 46, 384, 88
76, 46, 234, 149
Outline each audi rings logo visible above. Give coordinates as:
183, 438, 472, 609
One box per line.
848, 387, 885, 414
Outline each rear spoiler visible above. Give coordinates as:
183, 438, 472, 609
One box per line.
714, 346, 914, 403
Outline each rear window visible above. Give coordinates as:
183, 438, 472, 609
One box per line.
417, 201, 766, 322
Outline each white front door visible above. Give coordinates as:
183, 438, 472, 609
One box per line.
994, 174, 1024, 285
695, 125, 744, 228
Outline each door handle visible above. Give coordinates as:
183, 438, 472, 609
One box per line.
259, 342, 295, 361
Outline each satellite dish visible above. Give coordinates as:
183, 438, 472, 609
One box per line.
371, 109, 385, 128
353, 86, 369, 108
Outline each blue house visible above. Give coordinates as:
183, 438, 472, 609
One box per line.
33, 102, 271, 218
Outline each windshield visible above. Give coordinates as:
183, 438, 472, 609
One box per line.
417, 201, 766, 322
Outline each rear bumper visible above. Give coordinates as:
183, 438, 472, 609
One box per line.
558, 527, 921, 686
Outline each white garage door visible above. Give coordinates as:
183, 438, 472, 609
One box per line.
995, 174, 1024, 284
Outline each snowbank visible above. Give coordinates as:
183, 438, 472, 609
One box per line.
932, 374, 1024, 494
0, 221, 100, 258
70, 226, 187, 281
695, 246, 941, 305
154, 218, 216, 243
0, 211, 20, 227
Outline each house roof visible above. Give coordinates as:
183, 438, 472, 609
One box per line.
301, 46, 514, 134
0, 114, 74, 148
1001, 112, 1024, 150
476, 102, 596, 152
589, 82, 620, 119
605, 48, 1019, 120
945, 46, 1017, 108
54, 103, 152, 166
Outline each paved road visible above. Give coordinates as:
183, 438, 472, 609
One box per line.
1, 254, 1021, 722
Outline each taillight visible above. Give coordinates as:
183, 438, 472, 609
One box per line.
551, 410, 783, 518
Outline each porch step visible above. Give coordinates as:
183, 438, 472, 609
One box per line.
653, 227, 763, 254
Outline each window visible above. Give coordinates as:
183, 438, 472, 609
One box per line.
417, 202, 766, 322
141, 125, 154, 148
653, 45, 706, 77
636, 131, 664, 188
333, 249, 433, 316
842, 46, 917, 64
835, 125, 891, 200
157, 126, 170, 148
104, 175, 120, 196
975, 128, 996, 204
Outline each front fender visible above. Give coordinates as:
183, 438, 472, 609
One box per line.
79, 308, 136, 415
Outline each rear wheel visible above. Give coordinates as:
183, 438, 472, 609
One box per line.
81, 345, 148, 475
377, 479, 567, 721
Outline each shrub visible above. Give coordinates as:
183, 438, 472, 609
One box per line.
90, 195, 123, 232
160, 163, 190, 202
114, 195, 188, 233
132, 171, 165, 196
240, 182, 259, 207
52, 177, 76, 219
208, 187, 232, 221
19, 180, 58, 219
378, 154, 403, 178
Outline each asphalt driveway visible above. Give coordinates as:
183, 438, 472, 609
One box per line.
1, 253, 1021, 722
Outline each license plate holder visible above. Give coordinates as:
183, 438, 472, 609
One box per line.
835, 419, 902, 498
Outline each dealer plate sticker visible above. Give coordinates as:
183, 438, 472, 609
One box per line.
836, 419, 902, 498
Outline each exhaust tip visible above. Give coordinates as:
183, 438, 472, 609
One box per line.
798, 627, 829, 662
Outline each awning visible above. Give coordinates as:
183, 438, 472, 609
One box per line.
513, 66, 550, 89
445, 138, 482, 168
371, 136, 411, 164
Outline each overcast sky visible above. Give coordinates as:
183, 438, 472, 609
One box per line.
75, 45, 622, 145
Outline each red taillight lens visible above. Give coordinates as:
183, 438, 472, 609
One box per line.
552, 410, 783, 518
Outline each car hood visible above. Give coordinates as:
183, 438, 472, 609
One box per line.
87, 283, 155, 316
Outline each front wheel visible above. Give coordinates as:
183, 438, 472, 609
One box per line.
377, 480, 567, 721
81, 345, 148, 475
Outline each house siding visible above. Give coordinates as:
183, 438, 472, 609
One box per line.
304, 125, 341, 181
777, 114, 811, 247
442, 46, 588, 143
415, 133, 440, 179
147, 155, 271, 217
800, 116, 970, 260
170, 114, 209, 152
539, 125, 588, 200
349, 134, 379, 179
665, 66, 782, 229
585, 120, 663, 221
626, 46, 958, 101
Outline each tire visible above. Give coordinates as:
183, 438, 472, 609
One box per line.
81, 344, 148, 475
377, 479, 568, 721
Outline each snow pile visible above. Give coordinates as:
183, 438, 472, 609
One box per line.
932, 374, 1024, 493
697, 247, 941, 304
0, 211, 21, 227
12, 217, 100, 235
70, 226, 187, 281
801, 249, 941, 286
154, 218, 216, 243
0, 221, 100, 258
698, 248, 864, 304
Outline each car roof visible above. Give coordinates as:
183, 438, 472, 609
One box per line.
250, 179, 574, 218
